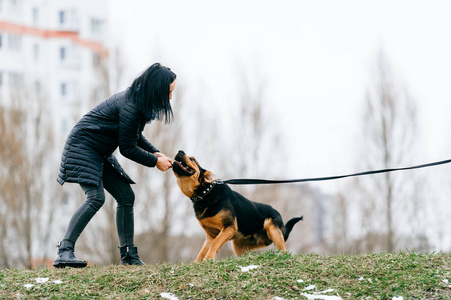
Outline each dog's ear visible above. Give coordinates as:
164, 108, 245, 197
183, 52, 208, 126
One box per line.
202, 170, 217, 183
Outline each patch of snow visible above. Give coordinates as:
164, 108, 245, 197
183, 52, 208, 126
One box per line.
300, 287, 342, 300
23, 284, 34, 289
161, 292, 179, 300
358, 277, 365, 281
300, 293, 343, 300
239, 265, 260, 272
53, 280, 63, 284
36, 278, 49, 283
272, 297, 288, 300
297, 279, 305, 283
392, 297, 403, 300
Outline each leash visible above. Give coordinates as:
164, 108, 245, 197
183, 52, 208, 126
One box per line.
222, 158, 451, 185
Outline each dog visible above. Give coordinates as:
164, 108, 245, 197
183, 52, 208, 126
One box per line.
172, 150, 303, 262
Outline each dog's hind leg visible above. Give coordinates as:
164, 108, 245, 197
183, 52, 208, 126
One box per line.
232, 238, 252, 256
194, 235, 214, 262
232, 238, 267, 256
264, 219, 287, 252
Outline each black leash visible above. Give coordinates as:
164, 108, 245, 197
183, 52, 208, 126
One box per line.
222, 158, 451, 185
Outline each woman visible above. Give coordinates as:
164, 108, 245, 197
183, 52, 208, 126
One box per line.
53, 63, 176, 268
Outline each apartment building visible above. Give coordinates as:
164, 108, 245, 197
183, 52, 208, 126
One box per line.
0, 0, 108, 139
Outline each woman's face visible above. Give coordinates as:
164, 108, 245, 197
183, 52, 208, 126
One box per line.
169, 81, 176, 100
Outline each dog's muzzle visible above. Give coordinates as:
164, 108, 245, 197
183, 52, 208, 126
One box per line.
173, 151, 195, 176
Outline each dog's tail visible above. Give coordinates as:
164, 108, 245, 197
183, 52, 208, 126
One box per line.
284, 216, 303, 241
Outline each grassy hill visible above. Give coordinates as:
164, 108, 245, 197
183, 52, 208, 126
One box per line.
1, 251, 450, 299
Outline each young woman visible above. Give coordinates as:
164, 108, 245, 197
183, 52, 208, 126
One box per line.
53, 63, 176, 268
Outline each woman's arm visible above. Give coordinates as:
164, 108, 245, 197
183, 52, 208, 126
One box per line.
137, 134, 159, 153
118, 103, 158, 167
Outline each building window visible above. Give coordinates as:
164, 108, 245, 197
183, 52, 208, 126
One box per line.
59, 10, 66, 25
91, 18, 103, 34
92, 53, 101, 66
60, 81, 79, 99
58, 9, 78, 30
3, 0, 21, 15
59, 45, 80, 65
8, 34, 21, 51
60, 47, 66, 60
33, 44, 39, 61
61, 83, 67, 96
32, 7, 39, 25
9, 72, 23, 87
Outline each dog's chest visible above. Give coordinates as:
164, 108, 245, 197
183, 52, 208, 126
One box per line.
198, 218, 222, 237
192, 197, 223, 219
197, 209, 236, 237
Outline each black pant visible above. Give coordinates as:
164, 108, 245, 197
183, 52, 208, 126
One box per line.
62, 163, 135, 247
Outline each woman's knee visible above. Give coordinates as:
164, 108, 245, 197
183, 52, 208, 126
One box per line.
81, 184, 106, 210
118, 188, 135, 207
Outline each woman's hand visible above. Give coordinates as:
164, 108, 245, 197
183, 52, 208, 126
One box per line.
156, 156, 173, 172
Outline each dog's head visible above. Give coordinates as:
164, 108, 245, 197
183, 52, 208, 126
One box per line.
172, 150, 217, 198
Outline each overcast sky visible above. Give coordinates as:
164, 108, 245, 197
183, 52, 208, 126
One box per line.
109, 0, 451, 186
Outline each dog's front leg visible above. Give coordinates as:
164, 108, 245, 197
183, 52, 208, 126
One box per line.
194, 235, 214, 262
204, 226, 236, 260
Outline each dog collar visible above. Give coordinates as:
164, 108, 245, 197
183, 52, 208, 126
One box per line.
190, 181, 219, 202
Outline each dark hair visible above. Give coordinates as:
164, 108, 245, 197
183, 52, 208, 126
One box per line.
126, 63, 176, 123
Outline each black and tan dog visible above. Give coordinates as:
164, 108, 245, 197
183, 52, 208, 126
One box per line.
172, 150, 303, 262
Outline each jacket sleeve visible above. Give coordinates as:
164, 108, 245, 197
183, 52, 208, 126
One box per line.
118, 103, 158, 167
137, 134, 159, 153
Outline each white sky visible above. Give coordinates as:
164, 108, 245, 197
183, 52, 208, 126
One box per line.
109, 0, 451, 185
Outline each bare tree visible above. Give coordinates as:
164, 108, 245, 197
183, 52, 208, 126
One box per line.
355, 51, 419, 252
227, 60, 289, 201
0, 83, 58, 268
205, 59, 306, 255
329, 191, 350, 253
0, 105, 29, 267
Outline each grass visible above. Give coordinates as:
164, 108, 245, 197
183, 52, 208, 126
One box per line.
0, 251, 450, 299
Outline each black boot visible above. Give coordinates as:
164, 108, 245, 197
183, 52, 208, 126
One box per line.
53, 240, 87, 268
119, 246, 145, 265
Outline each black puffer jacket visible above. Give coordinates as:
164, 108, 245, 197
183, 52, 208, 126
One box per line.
57, 91, 159, 187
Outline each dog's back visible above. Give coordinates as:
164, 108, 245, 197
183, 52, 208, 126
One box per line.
225, 185, 284, 235
223, 184, 302, 243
